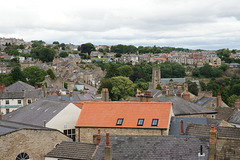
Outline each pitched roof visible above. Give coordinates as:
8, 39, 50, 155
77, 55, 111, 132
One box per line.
45, 141, 96, 159
76, 102, 172, 129
0, 91, 24, 99
154, 96, 216, 116
94, 135, 209, 160
195, 96, 215, 107
5, 81, 35, 92
228, 111, 240, 125
161, 78, 186, 85
215, 107, 234, 121
3, 99, 71, 126
0, 120, 46, 136
185, 124, 240, 139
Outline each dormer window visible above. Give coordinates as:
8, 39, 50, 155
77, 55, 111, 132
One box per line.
152, 119, 159, 126
137, 119, 144, 126
116, 118, 123, 126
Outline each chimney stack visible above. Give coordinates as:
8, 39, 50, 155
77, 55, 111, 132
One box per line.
0, 84, 5, 93
180, 120, 184, 135
162, 89, 166, 95
182, 88, 190, 101
209, 124, 217, 160
176, 91, 181, 97
104, 133, 112, 160
217, 93, 222, 107
35, 85, 38, 89
93, 129, 102, 145
102, 88, 109, 102
235, 99, 240, 111
70, 90, 73, 97
143, 91, 153, 102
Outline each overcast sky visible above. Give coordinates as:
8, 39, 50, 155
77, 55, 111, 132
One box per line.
1, 0, 240, 50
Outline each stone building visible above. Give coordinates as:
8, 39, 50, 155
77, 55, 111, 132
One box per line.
0, 120, 71, 160
75, 102, 173, 143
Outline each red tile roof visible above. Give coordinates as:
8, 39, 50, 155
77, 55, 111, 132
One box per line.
76, 102, 172, 129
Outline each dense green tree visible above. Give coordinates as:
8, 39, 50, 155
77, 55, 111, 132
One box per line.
31, 47, 56, 62
117, 65, 133, 77
64, 82, 68, 89
110, 76, 135, 100
200, 81, 207, 91
53, 41, 59, 44
231, 84, 240, 96
0, 74, 14, 86
227, 95, 240, 107
23, 66, 47, 86
10, 66, 25, 82
97, 78, 113, 98
187, 81, 198, 96
59, 51, 68, 58
47, 68, 56, 80
31, 40, 45, 48
156, 84, 162, 90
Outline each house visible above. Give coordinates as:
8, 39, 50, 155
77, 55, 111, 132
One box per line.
75, 102, 173, 143
0, 61, 11, 73
43, 75, 65, 88
3, 99, 81, 141
228, 63, 240, 68
0, 119, 71, 160
0, 81, 43, 114
45, 141, 97, 160
94, 134, 210, 160
153, 96, 217, 118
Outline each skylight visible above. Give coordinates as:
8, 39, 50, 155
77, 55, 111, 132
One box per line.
116, 118, 123, 125
137, 119, 144, 126
152, 119, 159, 126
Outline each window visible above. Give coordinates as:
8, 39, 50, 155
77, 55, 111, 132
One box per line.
116, 118, 124, 126
6, 100, 9, 105
16, 152, 30, 160
18, 100, 21, 104
211, 115, 215, 119
6, 108, 9, 114
63, 129, 75, 141
137, 119, 144, 126
28, 99, 32, 104
152, 119, 159, 126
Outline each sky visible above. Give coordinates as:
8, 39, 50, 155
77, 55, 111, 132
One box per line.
1, 0, 240, 50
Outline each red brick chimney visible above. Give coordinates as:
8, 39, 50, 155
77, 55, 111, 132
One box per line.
209, 124, 217, 160
35, 85, 38, 89
235, 99, 240, 111
180, 120, 184, 135
217, 93, 222, 107
0, 84, 5, 93
93, 129, 102, 145
104, 133, 112, 160
70, 91, 73, 97
176, 91, 181, 97
101, 88, 109, 102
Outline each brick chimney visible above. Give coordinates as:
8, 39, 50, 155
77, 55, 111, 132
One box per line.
217, 93, 222, 107
235, 99, 240, 111
182, 88, 190, 101
143, 91, 153, 102
0, 84, 5, 93
162, 89, 166, 95
35, 85, 38, 89
101, 88, 109, 102
104, 133, 112, 160
93, 129, 101, 145
209, 124, 217, 160
70, 90, 73, 97
180, 120, 184, 135
176, 91, 181, 97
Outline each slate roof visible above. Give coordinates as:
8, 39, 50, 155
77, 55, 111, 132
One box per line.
45, 141, 97, 159
154, 96, 216, 116
195, 96, 215, 107
169, 117, 207, 136
94, 135, 209, 160
228, 111, 240, 125
3, 99, 70, 126
215, 107, 234, 121
185, 124, 240, 139
161, 78, 186, 85
0, 120, 46, 136
5, 81, 35, 92
76, 102, 172, 129
0, 91, 24, 99
45, 93, 97, 102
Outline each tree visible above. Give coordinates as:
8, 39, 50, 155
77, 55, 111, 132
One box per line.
117, 65, 133, 77
231, 84, 240, 96
31, 40, 45, 48
47, 68, 56, 80
23, 66, 47, 86
10, 66, 25, 82
31, 47, 56, 62
64, 82, 68, 89
53, 41, 59, 44
156, 84, 161, 90
110, 76, 135, 100
227, 95, 240, 107
80, 43, 95, 55
59, 51, 68, 58
200, 81, 207, 91
187, 81, 198, 96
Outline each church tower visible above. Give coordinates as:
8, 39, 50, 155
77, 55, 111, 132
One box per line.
149, 66, 161, 89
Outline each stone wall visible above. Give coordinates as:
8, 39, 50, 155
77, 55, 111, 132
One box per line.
76, 127, 167, 143
0, 129, 71, 160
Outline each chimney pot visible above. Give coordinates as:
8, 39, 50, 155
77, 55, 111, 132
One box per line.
180, 120, 184, 135
106, 132, 110, 146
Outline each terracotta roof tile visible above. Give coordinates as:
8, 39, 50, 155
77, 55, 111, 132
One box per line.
76, 102, 172, 129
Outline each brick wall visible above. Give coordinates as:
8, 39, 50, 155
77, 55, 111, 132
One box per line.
0, 129, 71, 160
76, 127, 167, 143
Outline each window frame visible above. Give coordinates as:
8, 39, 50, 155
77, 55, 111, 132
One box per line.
6, 100, 9, 105
18, 100, 21, 104
116, 118, 124, 126
137, 119, 144, 126
27, 99, 32, 104
63, 129, 76, 141
151, 119, 159, 126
